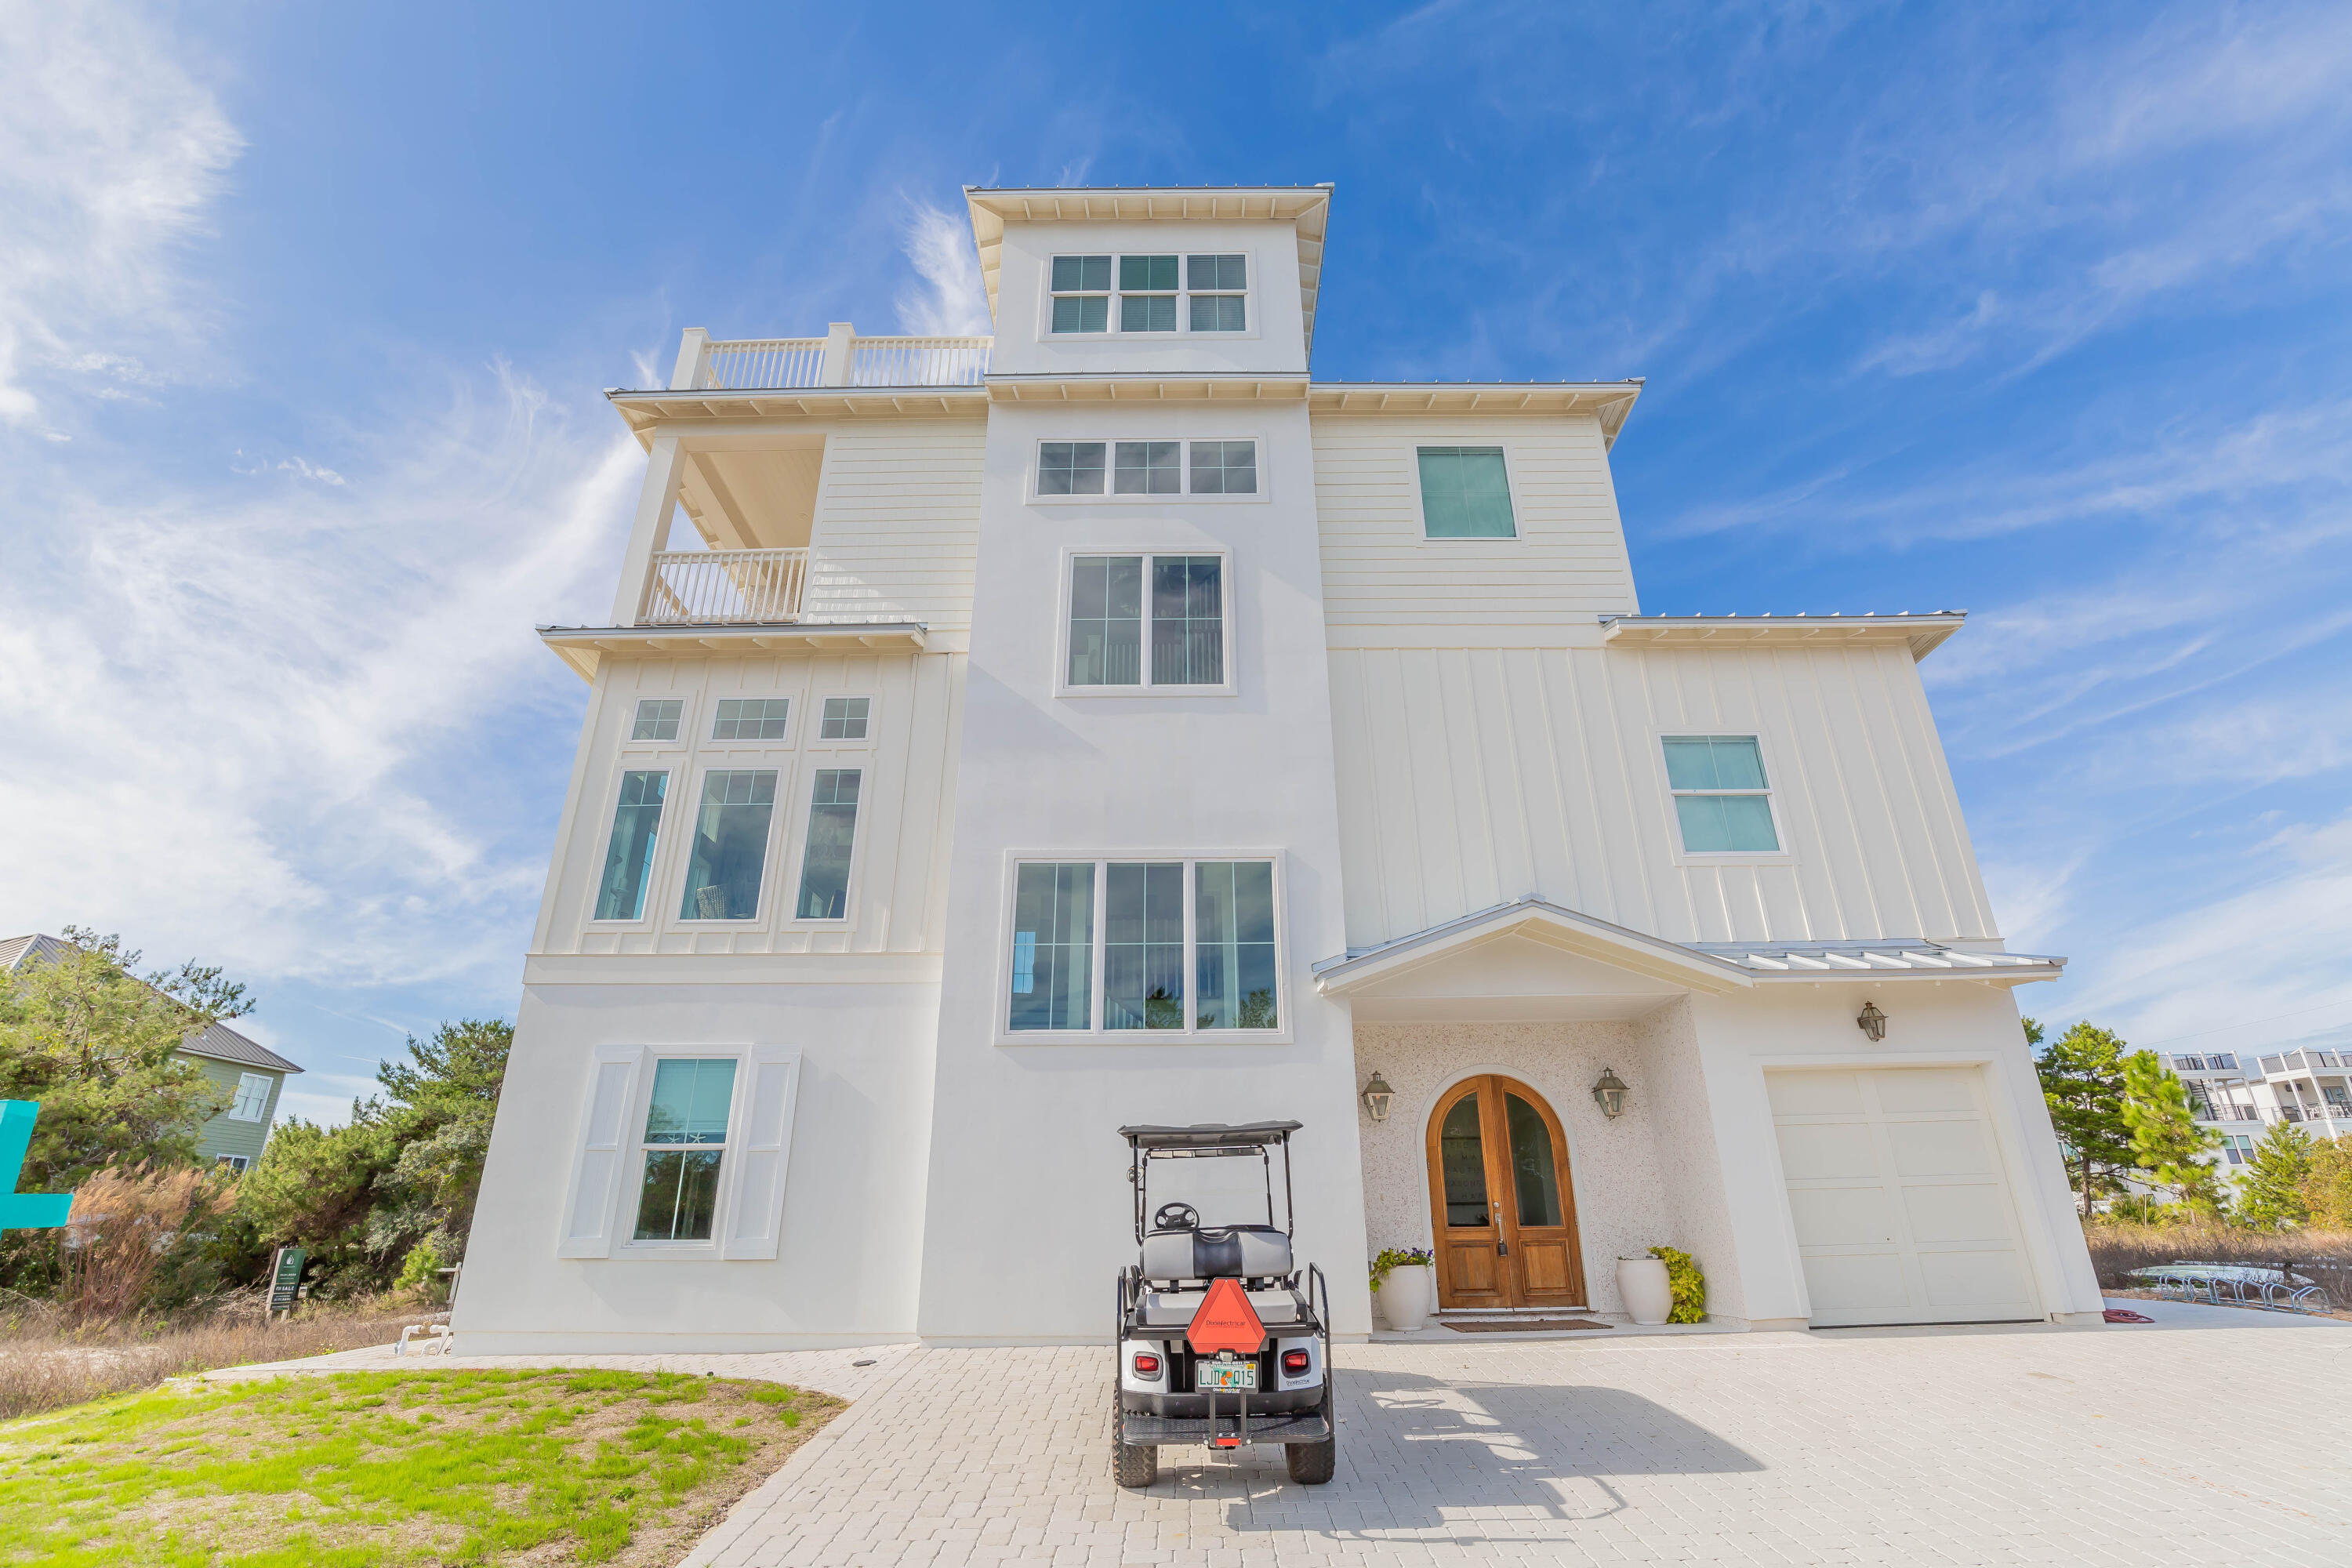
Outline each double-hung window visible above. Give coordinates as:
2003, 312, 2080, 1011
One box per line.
795, 769, 861, 919
595, 770, 668, 920
1050, 253, 1248, 335
227, 1072, 273, 1122
1066, 554, 1225, 690
1661, 736, 1781, 854
1005, 858, 1279, 1036
680, 770, 777, 919
1033, 439, 1257, 498
1417, 447, 1517, 538
1051, 255, 1112, 333
632, 1058, 736, 1243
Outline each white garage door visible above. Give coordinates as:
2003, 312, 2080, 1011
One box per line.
1767, 1067, 2042, 1327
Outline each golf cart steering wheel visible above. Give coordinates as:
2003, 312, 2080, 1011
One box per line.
1153, 1202, 1200, 1232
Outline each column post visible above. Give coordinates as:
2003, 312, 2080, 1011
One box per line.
610, 434, 690, 626
670, 328, 711, 390
820, 321, 856, 387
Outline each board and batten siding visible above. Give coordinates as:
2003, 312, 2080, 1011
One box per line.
1327, 640, 1999, 951
537, 650, 964, 960
800, 423, 985, 630
1312, 416, 1639, 642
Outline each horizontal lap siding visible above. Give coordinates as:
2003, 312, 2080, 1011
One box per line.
803, 424, 985, 629
1312, 416, 1639, 633
1328, 643, 1997, 950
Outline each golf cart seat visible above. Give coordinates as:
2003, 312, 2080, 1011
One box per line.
1140, 1223, 1292, 1281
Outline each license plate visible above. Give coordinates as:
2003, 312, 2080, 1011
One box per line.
1197, 1361, 1258, 1392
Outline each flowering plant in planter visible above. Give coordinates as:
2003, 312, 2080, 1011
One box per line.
1368, 1246, 1433, 1292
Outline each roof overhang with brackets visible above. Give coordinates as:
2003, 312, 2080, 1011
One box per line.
536, 621, 928, 683
1600, 611, 1967, 662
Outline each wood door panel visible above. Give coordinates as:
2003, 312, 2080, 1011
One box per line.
1446, 1240, 1500, 1297
1425, 1073, 1588, 1311
1518, 1237, 1573, 1295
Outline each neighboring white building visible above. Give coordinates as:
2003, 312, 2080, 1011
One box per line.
455, 184, 2106, 1351
2161, 1047, 2352, 1184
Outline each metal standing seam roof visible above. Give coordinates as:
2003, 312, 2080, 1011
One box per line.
1, 934, 303, 1074
1681, 940, 2066, 978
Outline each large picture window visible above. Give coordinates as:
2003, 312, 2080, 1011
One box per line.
1006, 858, 1280, 1036
594, 770, 667, 920
1033, 439, 1257, 499
632, 1058, 736, 1243
679, 769, 776, 920
795, 768, 862, 920
1066, 554, 1226, 691
1661, 736, 1781, 854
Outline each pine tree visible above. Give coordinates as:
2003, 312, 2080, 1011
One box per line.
2236, 1121, 2315, 1229
2119, 1051, 2226, 1214
2304, 1136, 2352, 1229
2034, 1022, 2134, 1215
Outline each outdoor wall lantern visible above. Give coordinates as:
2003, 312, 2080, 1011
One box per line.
1591, 1068, 1629, 1119
1857, 1000, 1889, 1043
1360, 1073, 1395, 1123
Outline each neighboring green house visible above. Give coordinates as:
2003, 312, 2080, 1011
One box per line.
1, 932, 304, 1174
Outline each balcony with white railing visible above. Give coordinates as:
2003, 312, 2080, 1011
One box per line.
671, 322, 991, 393
637, 548, 808, 626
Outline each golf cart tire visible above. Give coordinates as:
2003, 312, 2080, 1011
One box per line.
1286, 1386, 1337, 1485
1112, 1389, 1158, 1488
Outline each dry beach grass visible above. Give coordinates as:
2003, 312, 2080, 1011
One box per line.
2081, 1219, 2352, 1306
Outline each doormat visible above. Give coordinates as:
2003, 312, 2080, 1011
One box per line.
1440, 1317, 1611, 1333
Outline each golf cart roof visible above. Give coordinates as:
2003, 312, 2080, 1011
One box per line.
1119, 1121, 1301, 1149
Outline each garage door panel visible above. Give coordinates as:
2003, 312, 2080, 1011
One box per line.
1868, 1068, 1979, 1115
1918, 1250, 2033, 1310
1787, 1185, 1898, 1247
1889, 1120, 1995, 1178
1774, 1120, 1878, 1181
1797, 1251, 1911, 1314
1767, 1071, 1865, 1117
1903, 1181, 2015, 1244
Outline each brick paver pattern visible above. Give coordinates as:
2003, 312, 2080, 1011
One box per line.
681, 1313, 2351, 1567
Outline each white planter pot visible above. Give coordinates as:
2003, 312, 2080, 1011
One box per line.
1377, 1264, 1435, 1331
1617, 1257, 1672, 1325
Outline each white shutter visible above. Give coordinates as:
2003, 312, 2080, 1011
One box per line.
721, 1046, 802, 1260
557, 1044, 644, 1259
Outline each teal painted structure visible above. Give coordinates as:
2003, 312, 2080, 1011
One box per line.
1, 1101, 73, 1229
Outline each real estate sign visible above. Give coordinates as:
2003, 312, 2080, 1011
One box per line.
269, 1246, 308, 1313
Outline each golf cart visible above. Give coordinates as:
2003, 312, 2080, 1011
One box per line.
1112, 1121, 1335, 1488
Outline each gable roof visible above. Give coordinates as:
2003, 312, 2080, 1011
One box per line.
2, 933, 303, 1075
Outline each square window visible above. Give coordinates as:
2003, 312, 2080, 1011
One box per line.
1121, 293, 1177, 332
711, 698, 789, 741
1120, 255, 1178, 291
1417, 447, 1516, 538
1113, 441, 1181, 495
1038, 441, 1107, 495
633, 1058, 736, 1243
595, 770, 668, 920
631, 699, 682, 741
820, 697, 871, 740
1188, 254, 1246, 292
1662, 737, 1780, 854
1189, 294, 1247, 333
680, 770, 776, 919
1053, 254, 1112, 293
1189, 440, 1257, 495
795, 768, 862, 920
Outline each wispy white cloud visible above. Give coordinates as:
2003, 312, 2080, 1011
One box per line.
892, 198, 992, 336
0, 1, 241, 425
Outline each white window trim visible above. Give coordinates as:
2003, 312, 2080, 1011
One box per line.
784, 761, 866, 927
1408, 441, 1521, 543
1053, 545, 1240, 699
672, 763, 792, 927
625, 693, 695, 748
1028, 437, 1270, 505
1041, 251, 1260, 343
990, 848, 1293, 1047
559, 1043, 804, 1262
1654, 730, 1794, 865
225, 1071, 274, 1122
708, 695, 798, 746
586, 764, 675, 927
814, 693, 878, 746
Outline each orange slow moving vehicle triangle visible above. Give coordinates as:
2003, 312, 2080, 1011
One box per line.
1185, 1275, 1266, 1356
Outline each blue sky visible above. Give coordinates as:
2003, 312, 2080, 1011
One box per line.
3, 2, 2348, 1123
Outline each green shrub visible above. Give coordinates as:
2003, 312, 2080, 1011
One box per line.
1650, 1245, 1705, 1323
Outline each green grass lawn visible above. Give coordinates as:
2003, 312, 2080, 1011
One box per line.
0, 1367, 841, 1566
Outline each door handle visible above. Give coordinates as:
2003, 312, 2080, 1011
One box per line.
1497, 1241, 1508, 1255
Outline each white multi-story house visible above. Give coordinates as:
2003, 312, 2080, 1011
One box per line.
456, 184, 2106, 1350
2161, 1047, 2352, 1181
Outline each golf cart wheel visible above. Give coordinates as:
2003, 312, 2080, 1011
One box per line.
1112, 1391, 1157, 1488
1286, 1386, 1336, 1485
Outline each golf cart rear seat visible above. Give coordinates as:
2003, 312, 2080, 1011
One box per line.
1137, 1288, 1303, 1327
1139, 1224, 1292, 1281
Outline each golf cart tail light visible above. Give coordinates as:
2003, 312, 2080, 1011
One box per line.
1282, 1349, 1311, 1374
1132, 1352, 1161, 1377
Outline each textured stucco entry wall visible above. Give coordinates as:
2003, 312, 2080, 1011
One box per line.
1352, 1019, 1707, 1319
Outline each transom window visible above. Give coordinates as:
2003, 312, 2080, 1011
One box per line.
681, 769, 776, 919
1661, 736, 1780, 854
795, 768, 862, 920
632, 1058, 736, 1243
631, 699, 681, 741
1035, 439, 1258, 497
1417, 447, 1517, 538
820, 697, 871, 739
594, 769, 668, 920
1049, 253, 1249, 335
1007, 858, 1279, 1035
1067, 554, 1225, 690
227, 1072, 273, 1122
712, 698, 789, 741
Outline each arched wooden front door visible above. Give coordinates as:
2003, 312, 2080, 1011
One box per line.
1425, 1075, 1587, 1310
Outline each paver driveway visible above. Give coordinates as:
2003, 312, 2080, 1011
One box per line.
685, 1305, 2351, 1567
